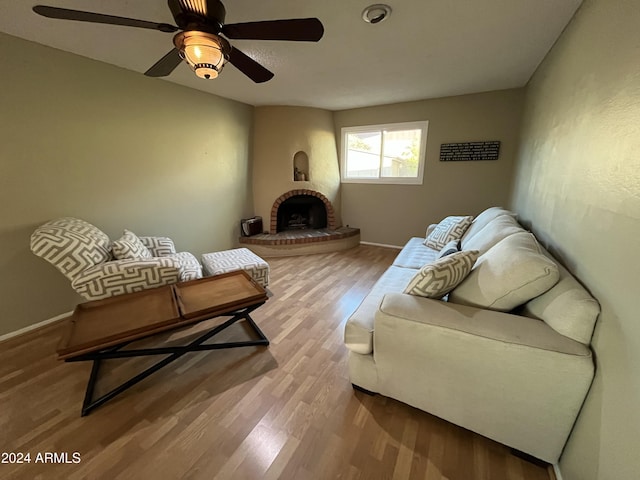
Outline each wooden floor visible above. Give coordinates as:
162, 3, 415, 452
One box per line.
0, 245, 553, 480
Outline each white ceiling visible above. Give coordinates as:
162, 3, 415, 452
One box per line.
0, 0, 582, 110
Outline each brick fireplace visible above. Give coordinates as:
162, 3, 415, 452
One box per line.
239, 187, 358, 256
270, 189, 337, 233
244, 106, 360, 256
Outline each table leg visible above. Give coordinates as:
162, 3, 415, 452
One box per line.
75, 309, 268, 416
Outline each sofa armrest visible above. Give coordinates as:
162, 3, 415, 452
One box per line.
373, 293, 594, 463
138, 236, 177, 257
164, 252, 203, 281
376, 293, 589, 355
71, 258, 181, 301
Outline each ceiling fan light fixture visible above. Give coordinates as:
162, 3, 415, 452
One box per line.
174, 30, 230, 79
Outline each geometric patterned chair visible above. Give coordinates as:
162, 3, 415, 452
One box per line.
31, 217, 202, 301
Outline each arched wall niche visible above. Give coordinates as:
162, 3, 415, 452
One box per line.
293, 151, 309, 181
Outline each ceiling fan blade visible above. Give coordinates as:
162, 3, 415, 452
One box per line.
33, 5, 178, 32
228, 47, 274, 83
145, 49, 183, 77
223, 18, 324, 42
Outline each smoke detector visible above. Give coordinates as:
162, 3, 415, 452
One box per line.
362, 4, 392, 24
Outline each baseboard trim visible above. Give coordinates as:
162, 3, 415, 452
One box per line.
360, 241, 403, 250
0, 311, 72, 344
510, 448, 548, 468
552, 463, 563, 480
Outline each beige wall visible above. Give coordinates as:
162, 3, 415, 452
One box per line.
510, 0, 640, 478
333, 90, 524, 246
0, 33, 254, 336
252, 106, 341, 229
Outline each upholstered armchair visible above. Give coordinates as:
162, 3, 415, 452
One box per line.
31, 217, 202, 301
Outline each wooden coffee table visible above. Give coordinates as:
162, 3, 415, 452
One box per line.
58, 270, 269, 416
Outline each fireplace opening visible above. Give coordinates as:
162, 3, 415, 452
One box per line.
277, 195, 327, 232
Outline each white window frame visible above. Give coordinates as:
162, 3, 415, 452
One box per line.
340, 121, 428, 185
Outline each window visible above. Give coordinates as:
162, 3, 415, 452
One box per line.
340, 121, 428, 184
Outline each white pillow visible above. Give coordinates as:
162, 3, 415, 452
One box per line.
460, 207, 517, 245
404, 250, 480, 299
460, 214, 523, 253
469, 207, 516, 231
424, 215, 473, 249
111, 229, 153, 260
449, 232, 560, 311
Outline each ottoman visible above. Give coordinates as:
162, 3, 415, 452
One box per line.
201, 248, 269, 287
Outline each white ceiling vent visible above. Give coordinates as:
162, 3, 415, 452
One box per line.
362, 4, 392, 24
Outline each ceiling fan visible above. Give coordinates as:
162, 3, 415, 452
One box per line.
32, 0, 324, 83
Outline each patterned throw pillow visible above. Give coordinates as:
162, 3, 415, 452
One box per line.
424, 215, 473, 249
139, 236, 176, 257
437, 239, 460, 259
112, 229, 153, 260
404, 250, 480, 299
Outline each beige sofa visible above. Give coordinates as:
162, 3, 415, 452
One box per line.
344, 207, 599, 463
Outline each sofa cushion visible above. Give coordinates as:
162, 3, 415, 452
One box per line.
30, 217, 112, 282
449, 232, 560, 311
424, 216, 473, 249
112, 229, 153, 260
404, 250, 479, 299
437, 239, 460, 259
461, 207, 517, 245
392, 237, 439, 269
344, 265, 417, 355
461, 214, 524, 253
521, 248, 600, 344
